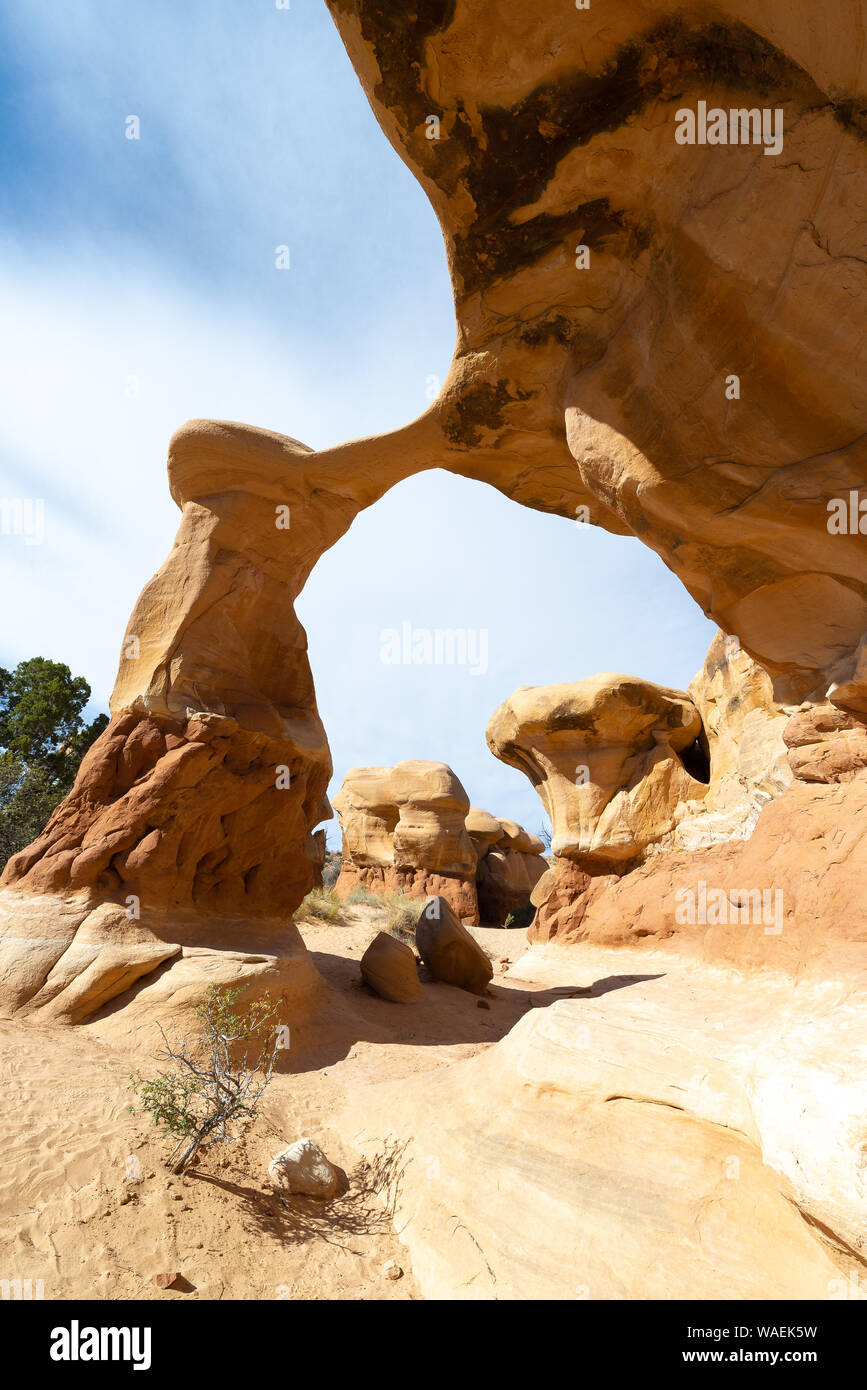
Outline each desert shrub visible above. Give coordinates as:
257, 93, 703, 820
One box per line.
296, 888, 343, 923
321, 852, 342, 890
389, 905, 422, 948
128, 985, 279, 1173
343, 885, 382, 906
503, 901, 536, 930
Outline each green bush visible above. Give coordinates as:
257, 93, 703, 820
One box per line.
128, 985, 279, 1173
503, 901, 536, 930
0, 657, 108, 870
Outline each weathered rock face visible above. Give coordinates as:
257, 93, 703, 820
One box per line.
0, 699, 330, 1024
531, 775, 867, 982
487, 674, 707, 866
2, 3, 865, 1021
0, 887, 324, 1030
333, 761, 479, 921
466, 808, 548, 922
784, 701, 867, 783
337, 938, 867, 1297
488, 632, 861, 971
490, 628, 867, 964
326, 0, 867, 708
675, 631, 792, 850
1, 710, 325, 914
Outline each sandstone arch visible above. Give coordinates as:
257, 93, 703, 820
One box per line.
1, 0, 866, 1021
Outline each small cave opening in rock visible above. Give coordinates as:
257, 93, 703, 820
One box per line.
677, 732, 711, 785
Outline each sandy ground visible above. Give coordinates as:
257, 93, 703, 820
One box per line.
0, 906, 547, 1301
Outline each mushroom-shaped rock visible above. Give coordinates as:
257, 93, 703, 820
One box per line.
334, 761, 475, 874
332, 767, 400, 869
268, 1138, 341, 1199
416, 897, 492, 996
392, 762, 476, 874
360, 930, 421, 1003
334, 761, 479, 920
487, 675, 707, 866
496, 819, 546, 855
465, 807, 504, 857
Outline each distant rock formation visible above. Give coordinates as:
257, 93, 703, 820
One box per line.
466, 808, 548, 922
332, 769, 548, 926
333, 761, 479, 922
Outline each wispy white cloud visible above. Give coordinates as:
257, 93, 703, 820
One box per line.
0, 1, 717, 834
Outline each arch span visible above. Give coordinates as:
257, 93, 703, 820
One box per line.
2, 0, 866, 1020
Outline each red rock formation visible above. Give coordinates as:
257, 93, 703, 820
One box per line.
1, 3, 865, 1021
531, 775, 867, 983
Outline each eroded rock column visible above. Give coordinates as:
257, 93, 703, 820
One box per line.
0, 416, 439, 1020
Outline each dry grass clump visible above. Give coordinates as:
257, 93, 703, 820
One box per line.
342, 886, 424, 942
295, 888, 343, 923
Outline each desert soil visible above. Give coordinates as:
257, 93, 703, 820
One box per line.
0, 905, 543, 1301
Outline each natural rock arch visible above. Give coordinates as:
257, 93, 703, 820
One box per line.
1, 0, 865, 1021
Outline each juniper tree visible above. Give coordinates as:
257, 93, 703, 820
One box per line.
129, 985, 281, 1174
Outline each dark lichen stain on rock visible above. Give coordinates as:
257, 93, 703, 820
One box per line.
442, 380, 531, 450
448, 17, 835, 295
457, 199, 651, 300
327, 7, 858, 298
326, 0, 457, 134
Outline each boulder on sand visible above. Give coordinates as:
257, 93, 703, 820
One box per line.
415, 896, 492, 996
360, 930, 421, 1003
268, 1138, 341, 1199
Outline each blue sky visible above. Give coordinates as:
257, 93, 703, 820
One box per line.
0, 0, 717, 837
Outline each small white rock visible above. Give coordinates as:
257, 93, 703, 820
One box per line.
268, 1138, 341, 1199
384, 1260, 403, 1281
